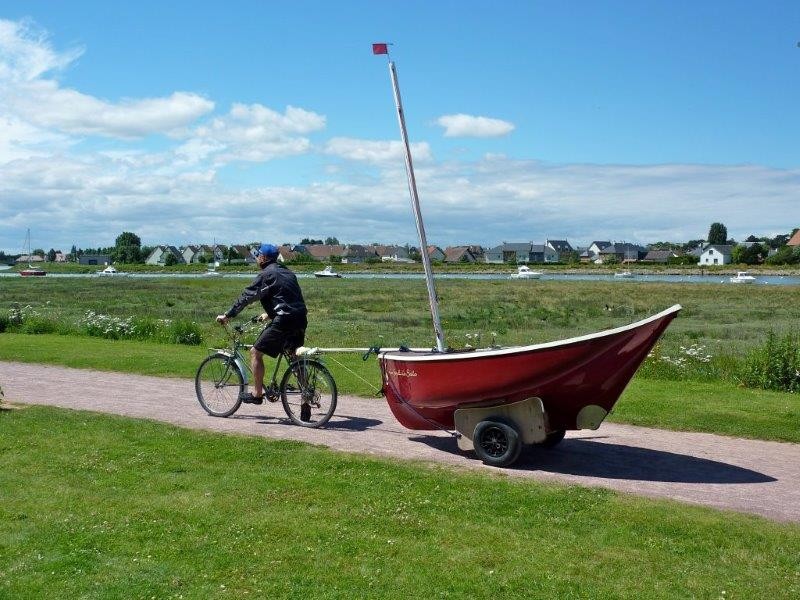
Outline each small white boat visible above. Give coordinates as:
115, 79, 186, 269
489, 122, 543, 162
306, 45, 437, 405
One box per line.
314, 265, 342, 278
96, 266, 127, 276
729, 271, 756, 284
203, 260, 223, 277
509, 265, 542, 279
614, 271, 634, 278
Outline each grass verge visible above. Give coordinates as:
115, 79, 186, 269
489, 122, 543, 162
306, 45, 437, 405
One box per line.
1, 406, 798, 599
2, 332, 799, 443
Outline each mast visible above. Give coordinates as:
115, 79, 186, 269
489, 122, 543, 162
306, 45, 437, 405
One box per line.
386, 58, 446, 352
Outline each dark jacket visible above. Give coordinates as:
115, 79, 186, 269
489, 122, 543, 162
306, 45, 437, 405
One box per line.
225, 262, 307, 326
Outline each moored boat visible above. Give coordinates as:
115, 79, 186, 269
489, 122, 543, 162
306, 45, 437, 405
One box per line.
96, 266, 128, 276
314, 265, 342, 278
510, 265, 542, 279
729, 271, 755, 284
18, 229, 46, 277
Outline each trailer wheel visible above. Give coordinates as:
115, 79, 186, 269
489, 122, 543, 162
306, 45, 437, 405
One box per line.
537, 429, 566, 448
473, 419, 521, 467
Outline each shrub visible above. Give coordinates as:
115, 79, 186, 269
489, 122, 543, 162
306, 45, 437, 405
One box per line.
20, 315, 59, 335
739, 331, 800, 393
638, 343, 718, 381
167, 320, 203, 346
0, 314, 9, 333
79, 311, 136, 340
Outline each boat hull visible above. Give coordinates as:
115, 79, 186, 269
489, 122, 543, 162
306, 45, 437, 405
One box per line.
20, 270, 46, 277
379, 305, 680, 431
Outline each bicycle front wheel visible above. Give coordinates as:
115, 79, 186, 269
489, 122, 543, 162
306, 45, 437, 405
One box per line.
280, 359, 337, 428
195, 353, 244, 417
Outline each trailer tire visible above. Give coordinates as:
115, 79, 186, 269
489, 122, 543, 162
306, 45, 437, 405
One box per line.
537, 429, 566, 448
473, 419, 522, 467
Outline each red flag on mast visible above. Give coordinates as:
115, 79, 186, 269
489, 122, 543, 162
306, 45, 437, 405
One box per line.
372, 43, 388, 55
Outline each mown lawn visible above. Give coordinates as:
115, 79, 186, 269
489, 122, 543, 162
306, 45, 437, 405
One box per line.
1, 406, 798, 599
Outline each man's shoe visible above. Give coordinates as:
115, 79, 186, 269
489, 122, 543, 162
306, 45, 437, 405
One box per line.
239, 392, 264, 405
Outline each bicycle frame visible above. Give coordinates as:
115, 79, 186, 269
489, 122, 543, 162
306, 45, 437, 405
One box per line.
214, 320, 299, 391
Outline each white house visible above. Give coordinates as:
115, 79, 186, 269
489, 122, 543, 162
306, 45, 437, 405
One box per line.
697, 244, 733, 266
145, 245, 185, 265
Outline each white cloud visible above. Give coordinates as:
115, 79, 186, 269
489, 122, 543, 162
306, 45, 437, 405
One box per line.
13, 84, 215, 138
3, 148, 797, 253
436, 113, 515, 138
0, 19, 82, 81
0, 18, 214, 140
181, 103, 326, 164
324, 137, 432, 164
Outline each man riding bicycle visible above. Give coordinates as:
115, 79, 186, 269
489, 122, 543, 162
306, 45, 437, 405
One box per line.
216, 243, 308, 405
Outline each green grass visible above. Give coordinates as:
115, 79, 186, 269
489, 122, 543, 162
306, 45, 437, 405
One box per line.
614, 379, 800, 443
1, 406, 798, 599
2, 276, 799, 354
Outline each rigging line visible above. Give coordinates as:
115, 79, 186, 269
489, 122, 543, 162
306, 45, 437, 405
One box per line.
325, 354, 383, 396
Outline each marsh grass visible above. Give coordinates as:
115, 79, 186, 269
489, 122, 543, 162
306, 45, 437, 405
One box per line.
2, 277, 800, 393
1, 406, 798, 599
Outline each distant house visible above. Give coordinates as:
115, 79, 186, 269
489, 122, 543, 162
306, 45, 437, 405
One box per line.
529, 244, 559, 263
181, 245, 203, 264
427, 246, 446, 262
642, 250, 684, 263
16, 254, 45, 264
78, 254, 111, 266
371, 245, 413, 262
787, 229, 800, 247
277, 245, 299, 263
54, 252, 67, 263
443, 246, 478, 263
344, 244, 378, 264
229, 245, 257, 264
697, 244, 733, 266
546, 239, 573, 261
484, 243, 531, 264
305, 244, 347, 261
588, 241, 611, 257
182, 244, 226, 263
466, 245, 485, 262
599, 243, 647, 263
145, 245, 185, 266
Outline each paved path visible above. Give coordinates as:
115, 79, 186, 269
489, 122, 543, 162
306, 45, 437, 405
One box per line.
3, 361, 799, 523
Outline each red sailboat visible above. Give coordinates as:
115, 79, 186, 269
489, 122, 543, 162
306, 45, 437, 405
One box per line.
356, 47, 681, 466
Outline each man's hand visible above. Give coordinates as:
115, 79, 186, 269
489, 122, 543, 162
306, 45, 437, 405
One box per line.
216, 314, 229, 325
257, 312, 270, 323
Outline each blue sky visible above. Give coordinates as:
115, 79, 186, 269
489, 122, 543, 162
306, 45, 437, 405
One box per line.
1, 1, 798, 253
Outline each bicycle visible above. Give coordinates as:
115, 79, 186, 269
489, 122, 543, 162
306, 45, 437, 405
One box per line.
194, 316, 337, 427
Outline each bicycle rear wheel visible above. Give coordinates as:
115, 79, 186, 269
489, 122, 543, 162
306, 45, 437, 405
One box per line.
195, 353, 244, 417
280, 359, 337, 428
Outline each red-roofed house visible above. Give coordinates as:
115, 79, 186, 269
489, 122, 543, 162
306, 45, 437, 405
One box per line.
787, 229, 800, 247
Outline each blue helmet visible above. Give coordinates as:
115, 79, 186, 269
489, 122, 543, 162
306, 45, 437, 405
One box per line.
256, 243, 279, 259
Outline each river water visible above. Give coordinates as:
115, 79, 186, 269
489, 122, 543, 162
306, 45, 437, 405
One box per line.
2, 271, 799, 285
